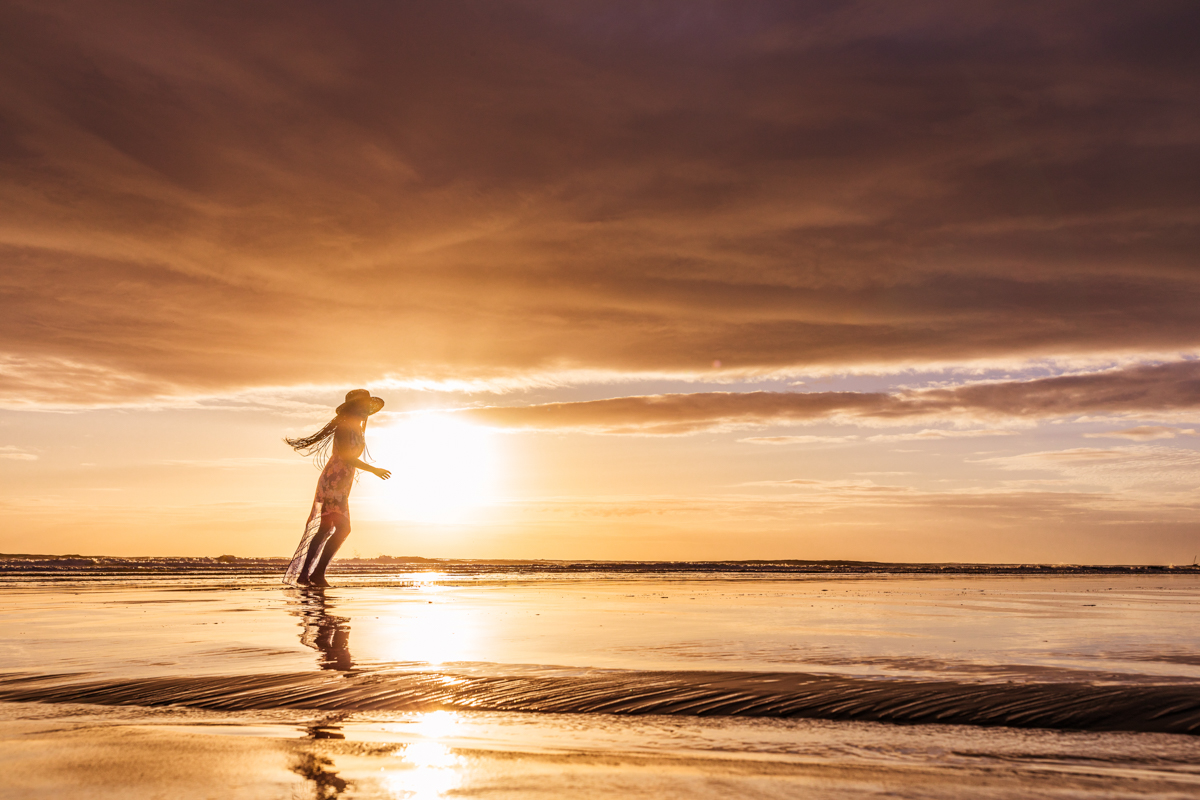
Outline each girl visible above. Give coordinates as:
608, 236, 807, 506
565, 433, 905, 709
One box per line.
284, 389, 391, 586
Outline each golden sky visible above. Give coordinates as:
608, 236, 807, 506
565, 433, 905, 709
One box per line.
2, 1, 1199, 561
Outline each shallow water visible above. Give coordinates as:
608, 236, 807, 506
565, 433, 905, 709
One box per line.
5, 572, 1200, 683
2, 568, 1199, 797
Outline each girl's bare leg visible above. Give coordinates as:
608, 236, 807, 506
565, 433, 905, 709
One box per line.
298, 516, 337, 585
309, 515, 351, 587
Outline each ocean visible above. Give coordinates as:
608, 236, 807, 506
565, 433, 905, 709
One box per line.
2, 558, 1199, 798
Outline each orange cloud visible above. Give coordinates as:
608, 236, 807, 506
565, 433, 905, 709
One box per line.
982, 445, 1200, 490
460, 360, 1200, 433
1083, 426, 1197, 441
0, 446, 37, 461
0, 2, 1198, 402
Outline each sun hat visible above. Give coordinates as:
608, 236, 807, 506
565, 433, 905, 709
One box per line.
336, 388, 385, 416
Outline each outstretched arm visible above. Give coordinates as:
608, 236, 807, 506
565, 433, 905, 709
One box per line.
333, 424, 391, 479
345, 455, 390, 479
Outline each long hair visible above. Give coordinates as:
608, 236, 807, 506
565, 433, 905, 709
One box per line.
285, 414, 372, 469
285, 416, 340, 467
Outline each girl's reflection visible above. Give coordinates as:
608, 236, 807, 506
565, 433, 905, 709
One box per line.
287, 588, 353, 671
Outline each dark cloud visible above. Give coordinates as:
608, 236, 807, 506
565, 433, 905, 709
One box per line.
460, 360, 1200, 433
1, 1, 1198, 398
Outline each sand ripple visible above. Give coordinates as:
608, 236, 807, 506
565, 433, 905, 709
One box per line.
2, 668, 1198, 734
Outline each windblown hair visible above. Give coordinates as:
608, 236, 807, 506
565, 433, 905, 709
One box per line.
286, 415, 372, 469
285, 416, 341, 467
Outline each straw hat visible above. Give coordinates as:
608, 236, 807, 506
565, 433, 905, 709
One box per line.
336, 388, 385, 416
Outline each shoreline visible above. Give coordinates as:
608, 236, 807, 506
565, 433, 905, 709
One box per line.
3, 554, 1199, 578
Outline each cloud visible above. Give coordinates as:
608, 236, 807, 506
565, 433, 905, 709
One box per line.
460, 360, 1200, 433
156, 457, 305, 469
747, 478, 916, 493
495, 484, 1133, 522
0, 2, 1198, 401
0, 445, 36, 461
982, 445, 1200, 490
865, 429, 1017, 442
466, 389, 892, 434
910, 361, 1200, 419
1084, 426, 1197, 441
739, 435, 858, 445
738, 428, 1017, 445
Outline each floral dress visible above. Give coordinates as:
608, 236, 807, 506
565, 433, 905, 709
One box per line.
284, 423, 364, 584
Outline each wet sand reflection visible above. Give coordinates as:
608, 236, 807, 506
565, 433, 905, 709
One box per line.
284, 593, 467, 799
287, 588, 353, 672
289, 747, 348, 800
288, 714, 467, 799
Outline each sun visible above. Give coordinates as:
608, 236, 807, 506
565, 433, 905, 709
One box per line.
365, 414, 497, 524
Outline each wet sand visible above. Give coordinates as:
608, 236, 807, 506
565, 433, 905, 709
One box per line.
5, 704, 1200, 799
6, 572, 1200, 680
2, 570, 1199, 797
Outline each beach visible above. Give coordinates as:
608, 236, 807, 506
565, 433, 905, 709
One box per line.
2, 561, 1199, 798
5, 0, 1198, 795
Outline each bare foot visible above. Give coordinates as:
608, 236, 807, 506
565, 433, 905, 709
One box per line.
295, 576, 311, 587
309, 575, 331, 588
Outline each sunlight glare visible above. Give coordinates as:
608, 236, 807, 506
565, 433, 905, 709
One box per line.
383, 741, 462, 800
368, 414, 498, 524
375, 599, 476, 665
412, 710, 461, 740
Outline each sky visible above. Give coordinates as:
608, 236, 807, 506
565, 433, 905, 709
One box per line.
2, 0, 1199, 562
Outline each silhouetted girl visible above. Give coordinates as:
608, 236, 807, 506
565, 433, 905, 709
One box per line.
284, 389, 390, 586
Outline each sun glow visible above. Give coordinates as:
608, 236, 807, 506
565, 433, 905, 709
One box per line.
366, 415, 498, 524
383, 740, 463, 799
372, 593, 479, 665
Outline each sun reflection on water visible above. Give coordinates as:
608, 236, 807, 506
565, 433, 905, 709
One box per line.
372, 593, 477, 665
382, 738, 463, 799
412, 710, 461, 739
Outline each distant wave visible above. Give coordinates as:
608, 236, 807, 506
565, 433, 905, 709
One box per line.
2, 669, 1197, 734
2, 556, 1198, 580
